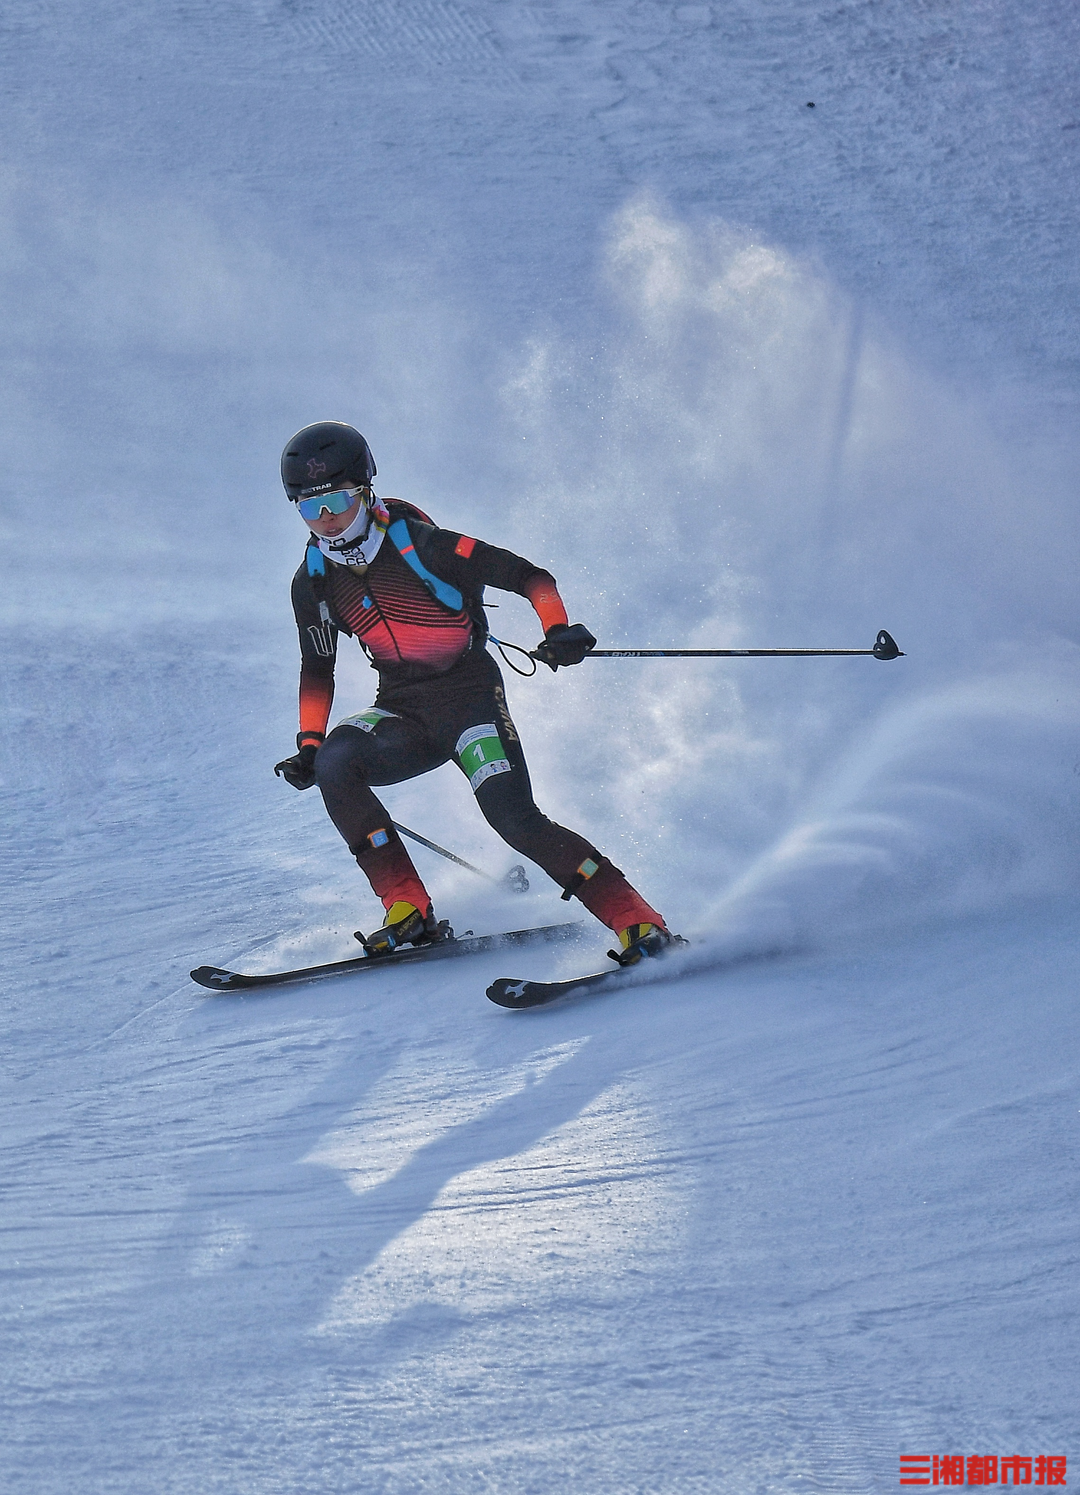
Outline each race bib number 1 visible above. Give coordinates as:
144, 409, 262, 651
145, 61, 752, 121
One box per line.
455, 723, 511, 792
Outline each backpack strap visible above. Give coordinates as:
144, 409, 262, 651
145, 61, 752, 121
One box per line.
387, 518, 464, 612
304, 537, 343, 644
306, 538, 326, 579
306, 538, 331, 617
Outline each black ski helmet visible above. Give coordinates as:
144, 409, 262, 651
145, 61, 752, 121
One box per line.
281, 421, 377, 500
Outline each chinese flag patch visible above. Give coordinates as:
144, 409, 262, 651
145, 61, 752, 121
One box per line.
454, 535, 477, 558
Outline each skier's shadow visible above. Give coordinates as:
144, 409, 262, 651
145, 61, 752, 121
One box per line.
304, 1038, 608, 1356
159, 992, 634, 1385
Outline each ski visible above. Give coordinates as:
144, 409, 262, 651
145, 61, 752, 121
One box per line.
192, 921, 584, 993
487, 967, 630, 1008
487, 938, 691, 1009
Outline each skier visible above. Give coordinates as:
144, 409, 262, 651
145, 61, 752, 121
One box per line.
273, 421, 671, 962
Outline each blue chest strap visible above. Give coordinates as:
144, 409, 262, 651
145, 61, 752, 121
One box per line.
387, 519, 464, 612
304, 541, 337, 643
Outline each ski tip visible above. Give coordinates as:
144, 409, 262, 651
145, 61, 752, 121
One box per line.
191, 965, 250, 991
486, 977, 542, 1009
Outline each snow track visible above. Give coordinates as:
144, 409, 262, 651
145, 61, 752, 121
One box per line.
4, 896, 1075, 1490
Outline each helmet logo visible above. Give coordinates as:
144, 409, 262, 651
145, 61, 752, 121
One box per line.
306, 458, 326, 480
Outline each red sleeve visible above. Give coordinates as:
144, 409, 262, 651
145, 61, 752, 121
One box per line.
524, 574, 569, 633
298, 667, 334, 746
292, 558, 337, 747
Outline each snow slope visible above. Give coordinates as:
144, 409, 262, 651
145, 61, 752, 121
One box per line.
1, 2, 1078, 1491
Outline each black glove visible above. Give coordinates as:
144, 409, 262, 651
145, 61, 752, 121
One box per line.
274, 741, 319, 790
534, 622, 597, 671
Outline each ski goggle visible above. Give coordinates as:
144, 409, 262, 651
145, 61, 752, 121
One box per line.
292, 486, 369, 522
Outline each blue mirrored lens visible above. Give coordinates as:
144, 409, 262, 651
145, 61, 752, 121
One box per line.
296, 488, 360, 520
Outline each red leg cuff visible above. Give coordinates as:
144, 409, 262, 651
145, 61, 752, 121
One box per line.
352, 832, 432, 914
574, 860, 665, 934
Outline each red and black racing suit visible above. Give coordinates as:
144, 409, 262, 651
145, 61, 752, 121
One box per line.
290, 500, 664, 934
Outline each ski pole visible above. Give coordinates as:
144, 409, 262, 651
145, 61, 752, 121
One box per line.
539, 629, 904, 662
391, 821, 529, 893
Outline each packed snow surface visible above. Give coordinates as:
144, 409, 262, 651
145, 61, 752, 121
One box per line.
2, 2, 1078, 1491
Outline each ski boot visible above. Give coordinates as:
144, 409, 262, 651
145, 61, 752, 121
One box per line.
608, 922, 676, 967
358, 901, 449, 957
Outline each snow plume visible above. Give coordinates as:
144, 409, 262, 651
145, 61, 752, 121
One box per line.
700, 653, 1080, 962
500, 198, 1080, 946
